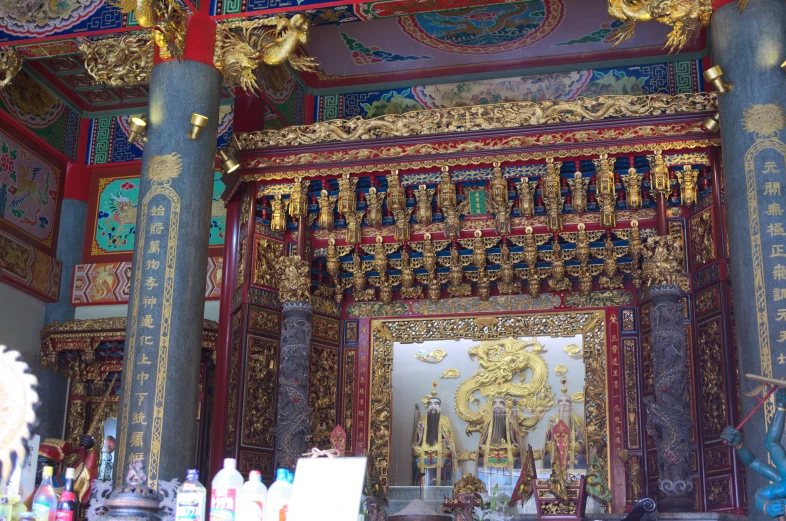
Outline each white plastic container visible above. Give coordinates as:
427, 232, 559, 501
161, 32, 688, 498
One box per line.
175, 469, 206, 521
264, 469, 291, 521
209, 459, 244, 521
237, 470, 267, 521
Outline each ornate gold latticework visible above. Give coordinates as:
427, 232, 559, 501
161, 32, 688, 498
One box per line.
80, 34, 153, 87
0, 346, 38, 480
235, 93, 717, 149
214, 15, 318, 93
277, 255, 311, 304
607, 0, 712, 53
0, 49, 23, 89
369, 313, 607, 501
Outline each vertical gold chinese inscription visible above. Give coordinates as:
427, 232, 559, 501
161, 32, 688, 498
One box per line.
117, 152, 182, 490
743, 103, 786, 427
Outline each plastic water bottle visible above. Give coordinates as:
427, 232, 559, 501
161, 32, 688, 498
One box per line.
264, 469, 292, 521
31, 467, 56, 521
209, 459, 244, 521
237, 471, 267, 521
176, 469, 206, 521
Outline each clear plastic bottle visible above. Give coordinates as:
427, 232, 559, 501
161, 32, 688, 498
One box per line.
176, 469, 207, 521
209, 459, 244, 521
237, 471, 267, 521
31, 467, 56, 521
264, 469, 291, 521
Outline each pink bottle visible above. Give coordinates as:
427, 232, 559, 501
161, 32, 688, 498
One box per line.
32, 466, 57, 521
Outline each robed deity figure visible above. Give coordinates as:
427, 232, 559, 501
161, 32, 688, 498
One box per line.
541, 382, 586, 473
412, 383, 456, 486
477, 397, 524, 486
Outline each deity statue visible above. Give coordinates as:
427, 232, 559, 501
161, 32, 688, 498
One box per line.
371, 236, 388, 275
393, 207, 413, 242
270, 195, 287, 232
599, 237, 623, 289
516, 177, 538, 218
326, 238, 340, 281
345, 210, 365, 245
399, 247, 423, 299
721, 388, 786, 518
542, 159, 564, 232
675, 165, 699, 205
540, 381, 586, 473
288, 177, 309, 218
414, 185, 436, 225
37, 435, 98, 505
476, 397, 524, 485
447, 245, 471, 297
438, 166, 456, 210
386, 171, 406, 215
622, 167, 644, 210
443, 200, 468, 239
548, 239, 571, 292
471, 230, 487, 271
597, 191, 617, 229
629, 220, 643, 289
337, 173, 358, 215
489, 162, 508, 206
412, 382, 456, 486
98, 435, 116, 481
567, 171, 590, 213
488, 195, 514, 235
497, 241, 519, 295
365, 187, 386, 227
317, 189, 337, 230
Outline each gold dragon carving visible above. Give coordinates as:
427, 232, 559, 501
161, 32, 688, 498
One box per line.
0, 49, 23, 89
79, 14, 316, 90
235, 93, 717, 149
110, 0, 186, 59
607, 0, 712, 54
454, 338, 554, 436
214, 15, 318, 93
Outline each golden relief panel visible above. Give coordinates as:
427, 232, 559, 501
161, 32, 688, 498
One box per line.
704, 445, 730, 471
695, 285, 720, 317
231, 311, 242, 332
343, 350, 356, 453
707, 477, 732, 509
243, 336, 279, 449
312, 315, 340, 344
621, 309, 635, 331
225, 336, 240, 453
369, 312, 607, 500
240, 450, 274, 476
623, 339, 640, 449
690, 209, 716, 269
236, 93, 717, 149
309, 345, 340, 449
254, 237, 284, 288
248, 307, 280, 334
65, 398, 86, 447
697, 318, 727, 437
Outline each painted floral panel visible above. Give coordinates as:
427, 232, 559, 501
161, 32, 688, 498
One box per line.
0, 130, 60, 250
92, 171, 226, 255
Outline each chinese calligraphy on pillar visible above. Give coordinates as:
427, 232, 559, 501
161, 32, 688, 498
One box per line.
116, 153, 183, 489
743, 104, 786, 424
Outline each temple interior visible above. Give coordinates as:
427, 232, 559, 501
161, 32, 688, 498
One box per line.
0, 0, 785, 520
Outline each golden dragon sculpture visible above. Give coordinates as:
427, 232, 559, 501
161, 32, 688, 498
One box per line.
454, 338, 554, 436
215, 14, 318, 93
607, 0, 712, 53
0, 49, 22, 89
110, 0, 186, 59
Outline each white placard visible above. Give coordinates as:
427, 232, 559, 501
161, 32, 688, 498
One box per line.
288, 457, 367, 521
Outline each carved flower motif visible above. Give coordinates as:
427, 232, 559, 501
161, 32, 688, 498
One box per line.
742, 103, 786, 138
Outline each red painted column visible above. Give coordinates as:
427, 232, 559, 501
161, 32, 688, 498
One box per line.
209, 193, 240, 482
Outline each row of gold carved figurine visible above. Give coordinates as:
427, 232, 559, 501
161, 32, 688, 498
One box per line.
304, 221, 652, 305
265, 151, 700, 244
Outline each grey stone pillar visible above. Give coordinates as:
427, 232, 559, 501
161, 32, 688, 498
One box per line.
711, 2, 786, 519
37, 198, 87, 439
114, 59, 221, 490
645, 285, 693, 511
274, 301, 313, 470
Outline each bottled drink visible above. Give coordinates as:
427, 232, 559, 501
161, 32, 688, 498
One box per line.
55, 469, 77, 521
0, 496, 11, 521
237, 471, 266, 521
31, 467, 56, 521
176, 469, 206, 521
264, 469, 291, 521
209, 459, 243, 521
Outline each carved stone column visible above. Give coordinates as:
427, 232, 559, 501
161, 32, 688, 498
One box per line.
273, 256, 313, 470
642, 235, 694, 511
